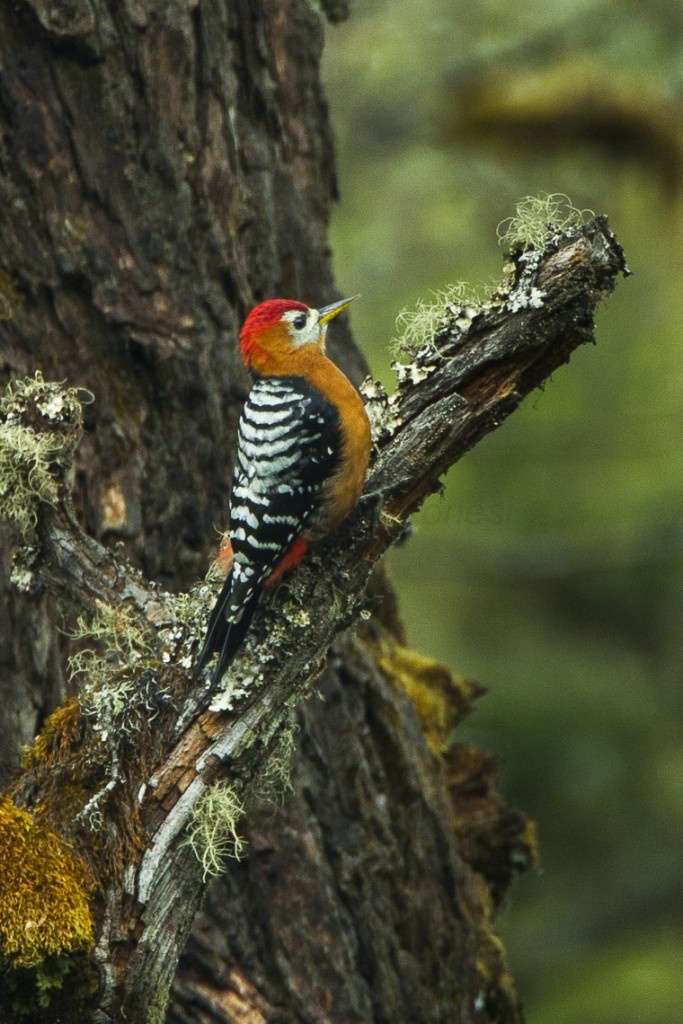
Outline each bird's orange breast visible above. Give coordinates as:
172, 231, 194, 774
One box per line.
301, 354, 371, 535
248, 339, 371, 535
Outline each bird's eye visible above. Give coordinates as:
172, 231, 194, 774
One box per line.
293, 314, 307, 330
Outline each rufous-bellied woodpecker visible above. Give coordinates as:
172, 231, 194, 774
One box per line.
194, 295, 371, 683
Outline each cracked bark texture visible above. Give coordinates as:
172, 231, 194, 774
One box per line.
0, 3, 626, 1023
0, 0, 356, 769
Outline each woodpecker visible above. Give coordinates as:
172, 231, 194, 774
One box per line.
194, 295, 371, 683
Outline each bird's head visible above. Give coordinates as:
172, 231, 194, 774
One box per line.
240, 295, 359, 373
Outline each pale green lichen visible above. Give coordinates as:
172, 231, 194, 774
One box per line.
9, 545, 41, 593
184, 783, 245, 879
392, 281, 486, 357
209, 666, 261, 713
391, 196, 593, 360
0, 373, 87, 538
68, 601, 158, 743
497, 192, 594, 250
253, 717, 297, 803
0, 424, 63, 535
63, 600, 170, 839
69, 601, 154, 673
160, 585, 213, 671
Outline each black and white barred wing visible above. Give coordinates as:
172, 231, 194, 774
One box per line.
193, 375, 340, 682
229, 374, 341, 582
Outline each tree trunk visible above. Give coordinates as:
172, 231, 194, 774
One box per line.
0, 0, 351, 767
0, 3, 626, 1023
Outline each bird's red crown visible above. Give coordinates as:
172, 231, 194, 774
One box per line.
240, 299, 309, 365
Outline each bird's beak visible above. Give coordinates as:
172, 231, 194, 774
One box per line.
317, 294, 361, 325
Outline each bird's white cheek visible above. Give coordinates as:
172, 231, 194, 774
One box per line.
290, 322, 325, 348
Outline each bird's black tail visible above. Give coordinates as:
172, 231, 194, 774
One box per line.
192, 575, 261, 686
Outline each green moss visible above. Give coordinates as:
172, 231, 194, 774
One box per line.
16, 603, 177, 885
17, 699, 100, 840
369, 624, 481, 753
0, 952, 99, 1022
22, 699, 83, 772
0, 797, 94, 968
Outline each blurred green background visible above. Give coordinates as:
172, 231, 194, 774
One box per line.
323, 2, 683, 1022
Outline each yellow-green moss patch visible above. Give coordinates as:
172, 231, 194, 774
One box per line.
369, 625, 483, 753
22, 699, 83, 772
0, 797, 94, 967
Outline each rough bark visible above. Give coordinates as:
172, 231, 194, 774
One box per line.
0, 0, 354, 771
0, 2, 627, 1023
